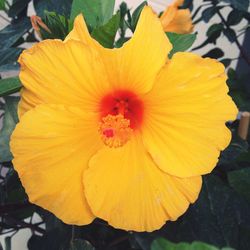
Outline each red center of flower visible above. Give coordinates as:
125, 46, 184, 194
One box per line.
100, 90, 144, 129
98, 90, 144, 148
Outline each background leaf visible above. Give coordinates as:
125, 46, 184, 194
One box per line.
203, 48, 224, 59
151, 238, 235, 250
91, 13, 120, 48
33, 0, 72, 18
0, 77, 22, 97
0, 48, 22, 72
0, 17, 31, 49
0, 96, 19, 163
130, 1, 147, 32
221, 0, 249, 12
166, 33, 196, 58
70, 239, 95, 250
8, 0, 30, 18
228, 168, 250, 202
70, 0, 115, 29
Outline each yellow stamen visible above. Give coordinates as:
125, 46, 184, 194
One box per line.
99, 114, 133, 148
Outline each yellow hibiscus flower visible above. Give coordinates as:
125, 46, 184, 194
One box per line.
160, 0, 193, 34
10, 6, 237, 232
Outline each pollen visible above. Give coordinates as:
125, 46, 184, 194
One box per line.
99, 114, 133, 148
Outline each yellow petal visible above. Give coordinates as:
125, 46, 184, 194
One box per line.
65, 14, 100, 49
100, 6, 172, 94
10, 104, 103, 225
164, 9, 193, 34
18, 39, 109, 117
143, 52, 238, 178
84, 135, 202, 232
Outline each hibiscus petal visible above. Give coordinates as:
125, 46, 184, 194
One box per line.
66, 7, 172, 94
10, 104, 102, 225
65, 14, 100, 49
101, 6, 172, 94
18, 39, 109, 117
143, 52, 238, 178
84, 135, 201, 232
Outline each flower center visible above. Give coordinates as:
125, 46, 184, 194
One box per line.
99, 90, 144, 148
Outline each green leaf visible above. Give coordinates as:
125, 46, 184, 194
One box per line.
219, 134, 248, 166
28, 228, 71, 250
0, 96, 19, 163
203, 48, 224, 59
228, 168, 250, 202
151, 238, 235, 250
206, 23, 224, 43
220, 58, 231, 68
41, 11, 71, 40
223, 28, 237, 43
0, 17, 31, 49
8, 0, 30, 18
91, 13, 120, 48
0, 0, 5, 10
33, 0, 73, 18
166, 33, 196, 58
0, 77, 22, 97
221, 0, 249, 12
70, 239, 95, 250
70, 0, 115, 28
227, 10, 243, 26
130, 1, 147, 31
201, 6, 217, 23
0, 48, 22, 71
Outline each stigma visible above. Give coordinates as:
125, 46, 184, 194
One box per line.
99, 114, 133, 148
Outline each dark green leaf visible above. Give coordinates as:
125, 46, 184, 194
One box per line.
201, 6, 217, 22
151, 238, 235, 250
228, 168, 250, 202
0, 17, 31, 49
0, 48, 22, 70
115, 37, 130, 48
70, 239, 95, 250
34, 0, 72, 18
227, 10, 243, 26
206, 23, 224, 43
221, 0, 249, 12
223, 29, 237, 43
8, 0, 30, 18
0, 0, 5, 11
0, 77, 22, 97
166, 33, 196, 58
130, 1, 147, 31
91, 13, 120, 48
0, 96, 19, 162
70, 0, 115, 28
41, 11, 71, 40
220, 58, 231, 68
203, 48, 224, 59
28, 228, 71, 250
219, 134, 248, 166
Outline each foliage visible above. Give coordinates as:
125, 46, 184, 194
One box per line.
0, 0, 250, 249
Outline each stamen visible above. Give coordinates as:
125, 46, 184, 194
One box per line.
99, 114, 133, 148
